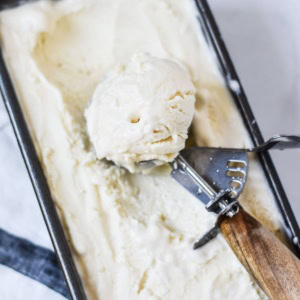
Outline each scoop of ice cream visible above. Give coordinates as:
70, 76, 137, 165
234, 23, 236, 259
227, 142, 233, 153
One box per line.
85, 52, 195, 172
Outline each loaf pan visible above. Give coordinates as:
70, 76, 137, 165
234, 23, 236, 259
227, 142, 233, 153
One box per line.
0, 0, 299, 299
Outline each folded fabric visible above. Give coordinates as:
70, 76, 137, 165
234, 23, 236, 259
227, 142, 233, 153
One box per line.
0, 228, 69, 299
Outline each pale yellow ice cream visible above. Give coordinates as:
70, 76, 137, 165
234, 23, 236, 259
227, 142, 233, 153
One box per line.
0, 0, 281, 299
85, 52, 195, 172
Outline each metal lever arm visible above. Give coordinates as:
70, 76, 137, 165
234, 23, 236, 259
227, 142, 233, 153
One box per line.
249, 135, 300, 152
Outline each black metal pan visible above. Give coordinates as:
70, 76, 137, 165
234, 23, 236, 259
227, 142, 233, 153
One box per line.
0, 0, 299, 299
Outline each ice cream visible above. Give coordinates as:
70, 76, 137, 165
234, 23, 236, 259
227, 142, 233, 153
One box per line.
0, 0, 281, 299
85, 52, 195, 172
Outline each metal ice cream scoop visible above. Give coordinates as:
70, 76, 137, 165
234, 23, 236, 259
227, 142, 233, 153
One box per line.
167, 134, 300, 300
170, 134, 300, 248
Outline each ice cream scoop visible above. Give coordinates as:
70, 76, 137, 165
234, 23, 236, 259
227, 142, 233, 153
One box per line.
85, 52, 195, 172
167, 135, 300, 299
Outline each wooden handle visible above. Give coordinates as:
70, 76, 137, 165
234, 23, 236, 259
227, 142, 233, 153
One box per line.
220, 206, 300, 300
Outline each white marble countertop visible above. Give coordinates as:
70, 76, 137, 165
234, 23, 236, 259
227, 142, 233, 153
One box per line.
0, 0, 299, 299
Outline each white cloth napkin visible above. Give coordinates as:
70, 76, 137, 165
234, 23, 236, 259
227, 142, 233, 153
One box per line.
0, 100, 64, 300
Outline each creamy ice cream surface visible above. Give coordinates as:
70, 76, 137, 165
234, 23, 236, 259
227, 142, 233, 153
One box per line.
86, 52, 195, 172
0, 0, 281, 299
